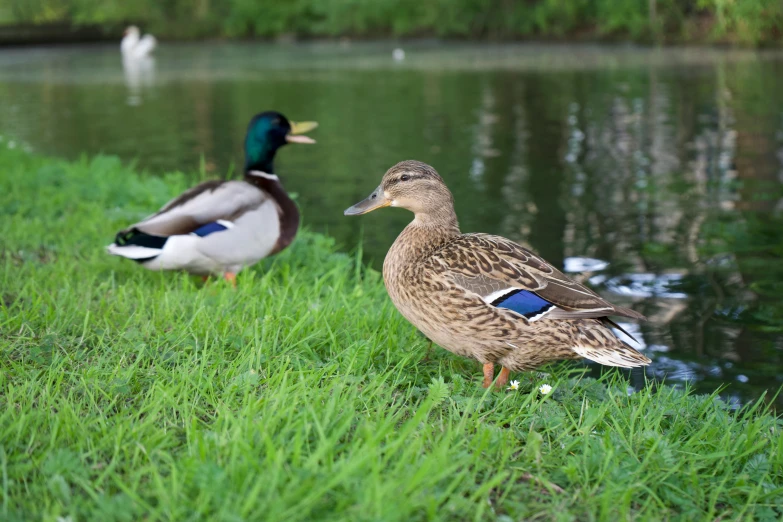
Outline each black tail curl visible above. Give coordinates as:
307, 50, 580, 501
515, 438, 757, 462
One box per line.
115, 228, 168, 249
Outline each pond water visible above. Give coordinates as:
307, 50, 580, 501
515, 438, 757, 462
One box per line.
1, 41, 781, 407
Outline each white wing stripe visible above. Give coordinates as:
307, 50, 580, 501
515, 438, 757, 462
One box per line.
527, 306, 557, 322
482, 287, 521, 304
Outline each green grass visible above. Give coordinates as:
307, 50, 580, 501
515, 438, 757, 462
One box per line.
0, 147, 781, 521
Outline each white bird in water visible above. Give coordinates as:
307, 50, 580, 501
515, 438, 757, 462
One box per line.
392, 48, 405, 61
121, 26, 157, 58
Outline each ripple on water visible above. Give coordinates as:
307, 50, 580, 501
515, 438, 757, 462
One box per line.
601, 273, 688, 299
563, 256, 609, 273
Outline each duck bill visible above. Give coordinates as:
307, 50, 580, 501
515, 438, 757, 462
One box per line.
286, 120, 318, 144
344, 185, 390, 215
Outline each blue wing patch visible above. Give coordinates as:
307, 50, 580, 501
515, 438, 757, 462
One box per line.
192, 221, 230, 237
492, 290, 555, 320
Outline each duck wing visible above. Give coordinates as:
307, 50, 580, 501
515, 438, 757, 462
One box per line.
134, 34, 157, 57
430, 233, 645, 322
127, 180, 268, 237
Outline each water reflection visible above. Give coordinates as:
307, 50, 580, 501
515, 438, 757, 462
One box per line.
0, 42, 781, 407
563, 257, 609, 273
122, 55, 156, 106
597, 273, 688, 299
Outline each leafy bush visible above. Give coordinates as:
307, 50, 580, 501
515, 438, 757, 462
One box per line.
2, 0, 782, 45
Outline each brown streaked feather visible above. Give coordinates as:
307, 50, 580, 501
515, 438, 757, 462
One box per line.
450, 273, 519, 298
432, 233, 646, 321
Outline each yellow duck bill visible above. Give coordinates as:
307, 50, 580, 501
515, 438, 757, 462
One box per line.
286, 121, 319, 144
344, 185, 390, 215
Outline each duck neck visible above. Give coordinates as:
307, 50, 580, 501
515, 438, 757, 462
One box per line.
387, 207, 460, 269
245, 156, 275, 175
245, 135, 280, 174
412, 204, 460, 230
244, 170, 300, 254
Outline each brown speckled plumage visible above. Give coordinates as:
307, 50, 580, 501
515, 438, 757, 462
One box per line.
345, 160, 650, 387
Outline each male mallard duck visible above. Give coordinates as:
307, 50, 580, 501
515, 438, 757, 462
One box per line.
344, 160, 650, 388
107, 111, 317, 284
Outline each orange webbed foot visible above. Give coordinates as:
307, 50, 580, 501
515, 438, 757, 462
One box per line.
482, 364, 512, 389
496, 367, 511, 389
482, 362, 494, 388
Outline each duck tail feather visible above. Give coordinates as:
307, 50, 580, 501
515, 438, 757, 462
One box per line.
107, 228, 167, 262
571, 344, 651, 368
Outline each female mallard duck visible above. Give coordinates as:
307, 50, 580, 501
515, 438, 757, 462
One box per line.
344, 160, 650, 388
107, 111, 317, 284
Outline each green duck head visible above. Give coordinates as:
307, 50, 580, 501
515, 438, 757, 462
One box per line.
244, 111, 317, 173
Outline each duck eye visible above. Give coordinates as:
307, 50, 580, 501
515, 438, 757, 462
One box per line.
400, 174, 410, 181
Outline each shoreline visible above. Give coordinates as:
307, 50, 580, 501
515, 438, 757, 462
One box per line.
1, 21, 782, 49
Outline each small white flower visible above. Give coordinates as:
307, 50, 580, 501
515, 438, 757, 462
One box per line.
249, 369, 257, 375
539, 384, 552, 395
507, 380, 520, 391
